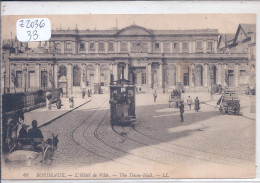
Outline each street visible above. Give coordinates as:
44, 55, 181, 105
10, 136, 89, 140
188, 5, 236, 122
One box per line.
20, 92, 255, 178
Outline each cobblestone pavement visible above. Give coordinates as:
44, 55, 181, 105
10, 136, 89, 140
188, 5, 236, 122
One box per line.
36, 92, 255, 178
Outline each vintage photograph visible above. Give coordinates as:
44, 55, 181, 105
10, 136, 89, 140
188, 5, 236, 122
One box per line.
1, 14, 256, 179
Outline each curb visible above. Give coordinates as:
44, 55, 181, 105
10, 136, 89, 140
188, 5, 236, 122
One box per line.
39, 99, 91, 128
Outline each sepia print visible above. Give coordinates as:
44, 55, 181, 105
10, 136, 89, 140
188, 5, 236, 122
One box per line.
1, 14, 256, 179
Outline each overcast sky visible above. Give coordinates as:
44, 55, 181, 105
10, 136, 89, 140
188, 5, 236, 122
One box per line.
2, 14, 256, 40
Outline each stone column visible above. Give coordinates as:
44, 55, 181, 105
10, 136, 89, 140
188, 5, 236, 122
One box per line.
124, 63, 129, 80
86, 42, 89, 54
81, 63, 86, 89
179, 42, 183, 53
235, 63, 240, 88
146, 62, 152, 88
217, 64, 222, 85
161, 42, 164, 53
105, 42, 108, 54
94, 63, 100, 84
176, 63, 181, 82
128, 42, 131, 53
158, 62, 163, 87
214, 40, 218, 53
203, 41, 207, 53
113, 63, 118, 81
189, 64, 194, 87
223, 64, 227, 87
170, 42, 173, 53
189, 42, 192, 53
95, 42, 98, 54
35, 63, 40, 88
54, 64, 58, 88
67, 63, 72, 94
203, 63, 208, 87
149, 41, 152, 53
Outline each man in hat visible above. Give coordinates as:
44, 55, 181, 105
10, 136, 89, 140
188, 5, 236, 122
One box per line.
187, 96, 192, 110
179, 100, 185, 122
27, 120, 43, 139
18, 124, 29, 139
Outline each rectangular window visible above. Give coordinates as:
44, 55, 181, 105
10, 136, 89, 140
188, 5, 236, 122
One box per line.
207, 42, 213, 52
28, 71, 35, 88
66, 43, 72, 50
80, 43, 85, 50
142, 73, 146, 84
163, 42, 170, 52
98, 42, 105, 52
41, 71, 48, 88
108, 42, 114, 52
89, 42, 95, 52
142, 42, 148, 52
120, 42, 128, 52
16, 71, 23, 88
100, 73, 105, 86
173, 42, 179, 51
197, 42, 202, 49
183, 42, 188, 49
155, 42, 160, 51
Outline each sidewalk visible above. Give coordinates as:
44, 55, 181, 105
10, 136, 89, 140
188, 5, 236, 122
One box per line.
23, 96, 92, 129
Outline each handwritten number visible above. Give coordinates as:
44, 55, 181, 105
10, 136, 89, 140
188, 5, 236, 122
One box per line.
19, 20, 24, 28
33, 30, 38, 40
35, 20, 38, 29
26, 20, 30, 28
27, 31, 32, 41
39, 20, 45, 28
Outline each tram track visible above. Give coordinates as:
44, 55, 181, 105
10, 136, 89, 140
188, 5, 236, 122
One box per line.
70, 99, 126, 165
92, 113, 173, 166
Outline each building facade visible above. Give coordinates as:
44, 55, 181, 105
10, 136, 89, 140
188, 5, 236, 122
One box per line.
5, 24, 254, 95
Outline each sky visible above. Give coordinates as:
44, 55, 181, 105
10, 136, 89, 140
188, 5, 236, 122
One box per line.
2, 14, 256, 40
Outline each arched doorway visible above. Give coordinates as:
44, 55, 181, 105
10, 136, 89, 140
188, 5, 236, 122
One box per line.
182, 65, 189, 86
167, 64, 176, 87
73, 65, 81, 87
58, 65, 67, 96
209, 65, 217, 85
194, 65, 203, 87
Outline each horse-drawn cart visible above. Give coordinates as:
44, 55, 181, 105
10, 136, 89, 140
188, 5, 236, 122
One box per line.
218, 90, 240, 115
168, 90, 181, 108
4, 135, 59, 167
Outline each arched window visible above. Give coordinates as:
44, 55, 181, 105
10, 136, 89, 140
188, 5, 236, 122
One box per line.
73, 65, 81, 86
195, 65, 203, 86
58, 65, 67, 79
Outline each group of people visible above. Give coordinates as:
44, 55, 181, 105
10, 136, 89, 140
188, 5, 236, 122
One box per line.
179, 96, 200, 122
81, 89, 91, 99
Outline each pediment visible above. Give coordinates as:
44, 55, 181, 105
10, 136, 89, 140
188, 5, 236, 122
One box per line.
117, 25, 152, 36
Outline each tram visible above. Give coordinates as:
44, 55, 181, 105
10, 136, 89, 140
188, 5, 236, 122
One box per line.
109, 78, 136, 126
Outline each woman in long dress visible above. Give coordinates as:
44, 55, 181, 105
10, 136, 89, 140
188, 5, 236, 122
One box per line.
194, 97, 200, 112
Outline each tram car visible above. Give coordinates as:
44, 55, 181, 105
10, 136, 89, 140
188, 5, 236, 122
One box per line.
109, 79, 136, 126
168, 90, 182, 108
218, 90, 240, 115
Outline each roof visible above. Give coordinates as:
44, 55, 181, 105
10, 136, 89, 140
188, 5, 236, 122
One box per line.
240, 24, 256, 35
51, 25, 218, 37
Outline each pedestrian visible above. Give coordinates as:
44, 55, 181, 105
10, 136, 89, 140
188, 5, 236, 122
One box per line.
56, 98, 62, 109
82, 89, 86, 99
210, 89, 214, 100
88, 89, 91, 97
218, 84, 222, 94
153, 91, 157, 103
194, 97, 200, 112
46, 92, 52, 110
59, 88, 63, 98
69, 96, 74, 108
179, 100, 184, 122
187, 96, 192, 110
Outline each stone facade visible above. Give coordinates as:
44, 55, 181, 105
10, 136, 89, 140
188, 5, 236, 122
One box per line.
4, 24, 255, 94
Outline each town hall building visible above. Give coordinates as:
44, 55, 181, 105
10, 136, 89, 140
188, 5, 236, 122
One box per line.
4, 24, 255, 95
